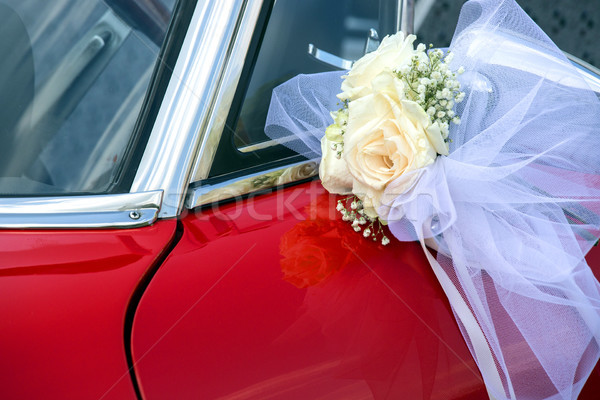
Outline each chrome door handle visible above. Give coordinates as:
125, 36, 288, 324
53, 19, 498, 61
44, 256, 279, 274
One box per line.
307, 43, 354, 70
308, 28, 381, 70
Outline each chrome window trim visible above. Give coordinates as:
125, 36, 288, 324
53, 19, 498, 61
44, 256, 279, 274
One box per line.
131, 0, 265, 218
0, 190, 163, 229
186, 160, 318, 209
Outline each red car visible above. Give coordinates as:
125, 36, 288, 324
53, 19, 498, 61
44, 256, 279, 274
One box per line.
1, 0, 599, 399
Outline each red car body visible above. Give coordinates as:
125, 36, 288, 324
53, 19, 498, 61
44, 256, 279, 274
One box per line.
2, 181, 598, 399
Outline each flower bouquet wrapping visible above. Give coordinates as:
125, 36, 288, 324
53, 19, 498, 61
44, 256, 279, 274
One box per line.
265, 0, 600, 399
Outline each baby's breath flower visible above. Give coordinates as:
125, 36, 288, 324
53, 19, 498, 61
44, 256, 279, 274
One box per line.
391, 42, 464, 155
382, 236, 390, 246
363, 228, 371, 237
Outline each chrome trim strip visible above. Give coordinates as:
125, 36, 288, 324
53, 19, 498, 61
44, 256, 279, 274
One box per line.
132, 0, 264, 218
186, 161, 318, 209
0, 191, 162, 229
566, 53, 600, 93
190, 0, 265, 182
400, 0, 415, 34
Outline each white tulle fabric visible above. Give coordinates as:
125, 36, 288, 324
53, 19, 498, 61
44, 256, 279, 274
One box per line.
265, 0, 600, 398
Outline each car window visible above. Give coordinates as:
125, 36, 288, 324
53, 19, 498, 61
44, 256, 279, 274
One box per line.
207, 0, 402, 179
0, 0, 178, 196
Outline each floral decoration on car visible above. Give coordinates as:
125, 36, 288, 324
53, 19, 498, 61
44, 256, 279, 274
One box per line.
319, 32, 464, 244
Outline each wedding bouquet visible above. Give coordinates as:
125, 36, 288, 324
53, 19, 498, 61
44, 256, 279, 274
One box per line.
265, 0, 600, 399
321, 33, 465, 244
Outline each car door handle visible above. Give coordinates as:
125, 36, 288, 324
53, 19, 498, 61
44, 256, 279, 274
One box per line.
308, 28, 381, 70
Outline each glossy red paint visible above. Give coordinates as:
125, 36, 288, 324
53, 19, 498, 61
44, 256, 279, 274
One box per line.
129, 180, 600, 399
0, 220, 176, 400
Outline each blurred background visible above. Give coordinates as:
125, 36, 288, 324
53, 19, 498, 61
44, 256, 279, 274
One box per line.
417, 0, 600, 68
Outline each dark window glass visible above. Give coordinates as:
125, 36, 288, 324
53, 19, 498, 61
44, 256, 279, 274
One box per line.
208, 0, 401, 179
0, 0, 178, 195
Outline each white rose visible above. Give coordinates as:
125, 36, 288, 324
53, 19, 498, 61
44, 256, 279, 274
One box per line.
319, 135, 353, 195
342, 78, 447, 219
338, 32, 416, 102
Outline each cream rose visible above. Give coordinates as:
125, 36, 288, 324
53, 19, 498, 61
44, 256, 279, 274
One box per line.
320, 32, 452, 221
319, 135, 354, 195
342, 74, 447, 219
319, 109, 354, 195
338, 32, 417, 102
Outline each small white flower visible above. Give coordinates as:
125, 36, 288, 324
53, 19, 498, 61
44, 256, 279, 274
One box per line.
416, 43, 426, 52
350, 201, 357, 210
353, 226, 361, 232
455, 92, 465, 103
452, 116, 461, 125
420, 77, 430, 86
445, 52, 454, 63
399, 64, 410, 75
427, 107, 436, 116
446, 100, 454, 109
336, 202, 344, 211
447, 110, 455, 118
440, 99, 447, 107
457, 66, 465, 74
431, 71, 442, 81
417, 84, 426, 93
363, 228, 371, 237
437, 111, 445, 118
440, 122, 449, 136
382, 236, 390, 246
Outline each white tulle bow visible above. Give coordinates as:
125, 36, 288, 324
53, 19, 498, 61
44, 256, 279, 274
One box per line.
265, 1, 600, 398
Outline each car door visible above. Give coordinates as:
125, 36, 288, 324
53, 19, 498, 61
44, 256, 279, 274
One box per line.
0, 1, 185, 399
129, 0, 600, 399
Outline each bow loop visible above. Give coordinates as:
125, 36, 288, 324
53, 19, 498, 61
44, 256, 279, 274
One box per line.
381, 158, 457, 243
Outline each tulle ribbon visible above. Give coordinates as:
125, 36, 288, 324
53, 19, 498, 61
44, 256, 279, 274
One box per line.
265, 0, 600, 398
